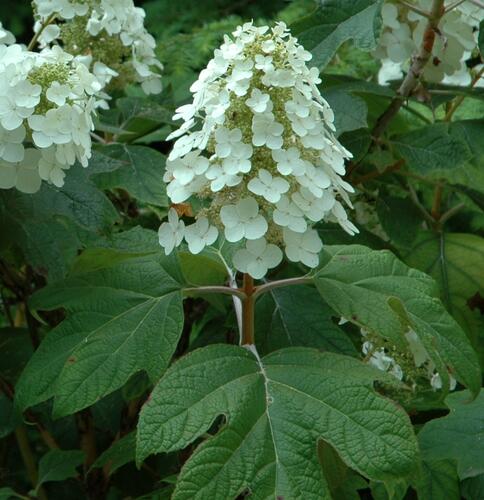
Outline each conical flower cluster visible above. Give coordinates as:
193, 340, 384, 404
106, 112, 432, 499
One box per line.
33, 0, 162, 94
375, 0, 484, 85
357, 324, 457, 392
159, 22, 357, 279
0, 42, 106, 192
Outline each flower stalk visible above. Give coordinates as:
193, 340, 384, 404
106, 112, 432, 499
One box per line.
372, 0, 446, 139
27, 13, 56, 51
241, 274, 256, 345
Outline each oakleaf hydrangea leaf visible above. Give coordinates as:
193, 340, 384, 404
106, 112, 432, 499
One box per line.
292, 0, 384, 69
15, 254, 184, 417
313, 245, 481, 396
137, 345, 418, 499
37, 449, 85, 489
418, 390, 484, 480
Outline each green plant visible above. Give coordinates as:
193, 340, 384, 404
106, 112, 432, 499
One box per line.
1, 1, 483, 499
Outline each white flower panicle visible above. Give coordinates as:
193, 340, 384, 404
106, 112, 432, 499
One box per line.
158, 22, 358, 279
32, 0, 163, 94
375, 0, 484, 85
0, 42, 105, 193
0, 22, 15, 46
359, 326, 457, 392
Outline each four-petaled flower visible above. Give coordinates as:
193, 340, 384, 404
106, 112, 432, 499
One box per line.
215, 126, 243, 158
245, 88, 270, 113
184, 217, 218, 254
247, 168, 289, 203
220, 197, 268, 242
252, 112, 284, 149
233, 237, 283, 279
158, 208, 186, 255
283, 227, 323, 268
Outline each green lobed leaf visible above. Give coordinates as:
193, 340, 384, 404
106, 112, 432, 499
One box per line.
413, 460, 459, 500
324, 89, 368, 136
0, 395, 20, 439
462, 473, 484, 500
89, 144, 168, 206
15, 254, 184, 417
319, 441, 368, 499
370, 478, 409, 500
70, 226, 160, 274
313, 245, 481, 395
36, 449, 85, 489
375, 196, 422, 250
137, 345, 418, 499
91, 432, 136, 476
0, 488, 23, 500
0, 166, 118, 280
292, 0, 384, 69
0, 328, 33, 382
404, 232, 484, 352
339, 128, 372, 163
418, 390, 484, 480
115, 96, 174, 141
445, 120, 484, 189
255, 285, 357, 356
392, 123, 472, 173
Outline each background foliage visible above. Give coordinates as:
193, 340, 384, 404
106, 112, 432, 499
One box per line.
0, 0, 483, 499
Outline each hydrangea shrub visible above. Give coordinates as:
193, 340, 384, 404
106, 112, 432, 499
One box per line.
0, 1, 483, 498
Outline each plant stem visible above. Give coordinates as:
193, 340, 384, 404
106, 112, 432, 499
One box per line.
398, 0, 430, 18
77, 410, 97, 469
444, 0, 467, 11
439, 202, 465, 225
372, 0, 446, 139
15, 425, 49, 500
431, 182, 444, 220
241, 274, 255, 346
408, 183, 435, 225
353, 159, 405, 185
253, 277, 313, 299
183, 285, 246, 300
444, 66, 484, 121
27, 14, 57, 51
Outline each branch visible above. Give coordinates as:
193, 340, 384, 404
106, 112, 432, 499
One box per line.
408, 183, 435, 225
183, 285, 246, 300
398, 0, 430, 17
27, 14, 57, 51
439, 202, 465, 225
353, 159, 405, 185
241, 274, 255, 346
444, 66, 484, 121
15, 426, 49, 500
253, 277, 313, 299
372, 0, 446, 139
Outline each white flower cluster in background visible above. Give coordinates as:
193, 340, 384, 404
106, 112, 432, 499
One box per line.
0, 42, 105, 193
375, 0, 484, 85
158, 22, 357, 279
32, 0, 162, 94
357, 324, 457, 391
0, 22, 15, 46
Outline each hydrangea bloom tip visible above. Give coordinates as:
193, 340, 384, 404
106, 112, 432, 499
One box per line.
159, 22, 358, 278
